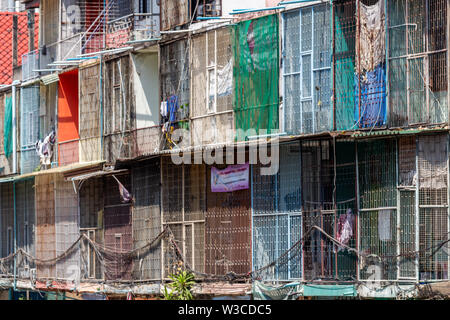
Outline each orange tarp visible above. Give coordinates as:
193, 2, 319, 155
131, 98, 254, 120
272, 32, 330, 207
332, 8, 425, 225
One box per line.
58, 69, 79, 142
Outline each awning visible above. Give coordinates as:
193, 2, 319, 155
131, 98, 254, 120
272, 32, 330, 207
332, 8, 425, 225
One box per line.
41, 73, 60, 85
66, 169, 128, 182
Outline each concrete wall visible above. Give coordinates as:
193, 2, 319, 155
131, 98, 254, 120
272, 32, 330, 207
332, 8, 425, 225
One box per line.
132, 50, 160, 129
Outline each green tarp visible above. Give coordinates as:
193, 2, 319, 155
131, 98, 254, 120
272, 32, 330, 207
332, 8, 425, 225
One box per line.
233, 14, 279, 141
303, 284, 357, 297
3, 96, 12, 158
253, 281, 301, 300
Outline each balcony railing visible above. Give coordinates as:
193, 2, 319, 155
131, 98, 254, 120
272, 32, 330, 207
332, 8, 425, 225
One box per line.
106, 13, 160, 48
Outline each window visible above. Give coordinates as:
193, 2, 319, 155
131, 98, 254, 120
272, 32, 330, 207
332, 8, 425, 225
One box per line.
388, 0, 448, 126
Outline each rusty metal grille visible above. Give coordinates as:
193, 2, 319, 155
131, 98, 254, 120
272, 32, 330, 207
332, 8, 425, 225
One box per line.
161, 158, 206, 277
79, 63, 102, 162
160, 39, 190, 109
79, 177, 104, 280
15, 179, 36, 277
206, 164, 251, 276
104, 174, 133, 280
35, 174, 56, 279
132, 159, 162, 281
418, 134, 448, 280
54, 174, 80, 281
0, 183, 14, 264
58, 140, 80, 167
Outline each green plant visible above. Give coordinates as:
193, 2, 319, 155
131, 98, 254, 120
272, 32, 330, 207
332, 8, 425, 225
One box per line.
163, 270, 195, 300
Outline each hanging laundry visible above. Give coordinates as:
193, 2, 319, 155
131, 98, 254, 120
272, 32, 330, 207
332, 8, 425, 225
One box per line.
160, 100, 168, 118
112, 175, 132, 203
35, 130, 56, 167
217, 60, 233, 97
354, 0, 386, 128
336, 208, 354, 251
167, 95, 180, 125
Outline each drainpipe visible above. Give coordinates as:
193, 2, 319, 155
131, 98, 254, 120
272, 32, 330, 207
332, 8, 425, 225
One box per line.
100, 56, 104, 160
13, 181, 17, 291
12, 80, 19, 174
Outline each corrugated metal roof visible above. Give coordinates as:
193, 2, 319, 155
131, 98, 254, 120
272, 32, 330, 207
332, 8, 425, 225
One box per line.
66, 169, 128, 182
41, 73, 59, 85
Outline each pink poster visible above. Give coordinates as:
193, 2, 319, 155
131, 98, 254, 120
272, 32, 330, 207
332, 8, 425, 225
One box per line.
211, 163, 249, 193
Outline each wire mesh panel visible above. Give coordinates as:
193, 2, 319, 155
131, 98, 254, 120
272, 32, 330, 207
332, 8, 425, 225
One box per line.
161, 158, 206, 277
20, 85, 40, 174
35, 174, 56, 279
418, 134, 448, 280
107, 0, 160, 47
335, 141, 358, 281
15, 179, 36, 278
283, 4, 332, 135
103, 56, 135, 163
160, 0, 189, 31
0, 183, 14, 267
334, 0, 356, 130
79, 177, 104, 280
399, 190, 416, 279
301, 140, 334, 281
252, 142, 302, 282
233, 14, 279, 141
54, 174, 80, 281
206, 163, 251, 276
160, 39, 190, 150
358, 138, 398, 281
58, 140, 80, 167
398, 136, 417, 279
301, 140, 357, 281
79, 63, 102, 162
191, 27, 234, 146
132, 159, 161, 281
335, 0, 387, 129
388, 0, 448, 126
104, 174, 133, 280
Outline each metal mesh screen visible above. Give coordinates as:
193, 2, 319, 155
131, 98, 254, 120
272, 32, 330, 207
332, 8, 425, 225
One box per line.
20, 85, 40, 174
15, 179, 36, 278
54, 174, 80, 281
358, 138, 398, 281
283, 4, 332, 134
104, 174, 133, 280
252, 143, 302, 282
191, 27, 234, 146
161, 158, 206, 277
132, 159, 161, 281
35, 174, 56, 279
206, 163, 251, 276
418, 134, 448, 280
0, 183, 14, 263
388, 0, 448, 126
80, 63, 102, 162
79, 177, 104, 280
233, 14, 279, 141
